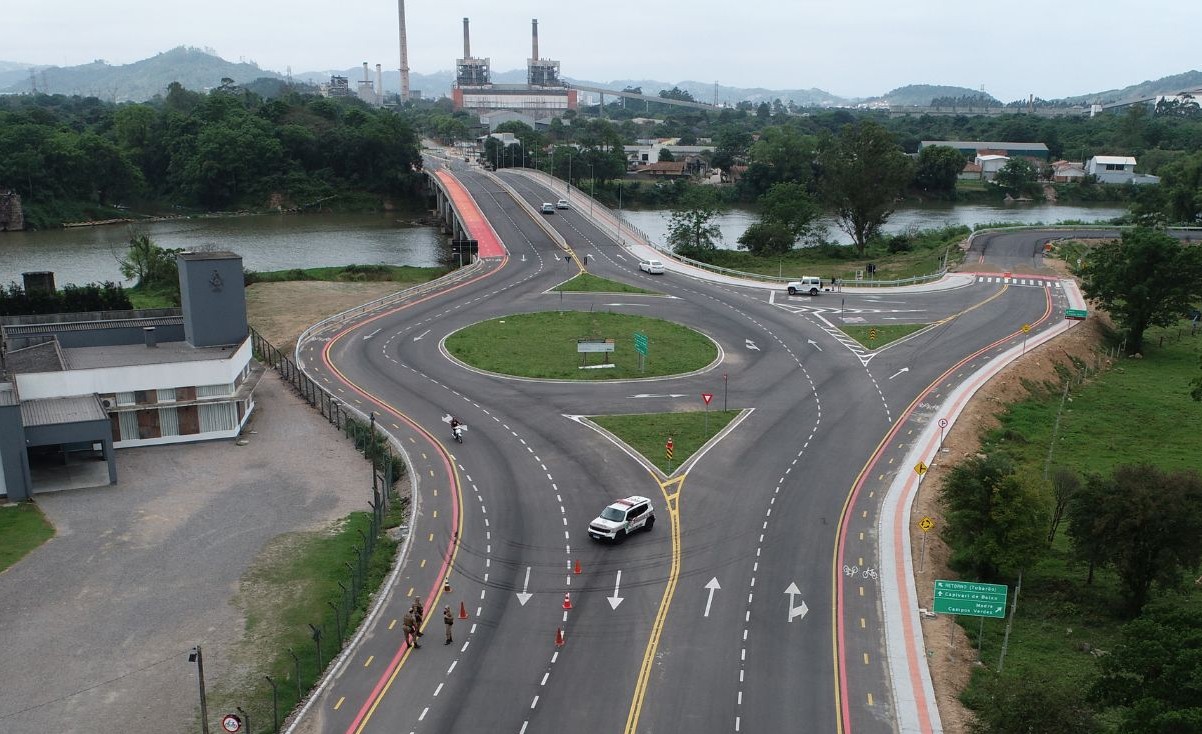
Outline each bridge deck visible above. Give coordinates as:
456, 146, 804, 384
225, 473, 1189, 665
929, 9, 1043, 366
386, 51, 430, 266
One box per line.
434, 170, 506, 258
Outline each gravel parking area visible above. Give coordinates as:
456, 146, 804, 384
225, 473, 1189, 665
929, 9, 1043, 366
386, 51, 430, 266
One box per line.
0, 372, 374, 733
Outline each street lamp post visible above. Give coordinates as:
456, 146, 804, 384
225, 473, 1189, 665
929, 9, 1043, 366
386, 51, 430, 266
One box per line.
567, 152, 573, 195
188, 646, 210, 734
588, 163, 595, 216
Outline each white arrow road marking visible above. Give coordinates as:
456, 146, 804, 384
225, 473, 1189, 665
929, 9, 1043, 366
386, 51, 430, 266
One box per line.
413, 329, 431, 342
362, 328, 382, 340
603, 303, 650, 307
704, 577, 721, 618
516, 566, 532, 606
607, 570, 624, 610
629, 394, 687, 399
521, 254, 527, 262
889, 367, 910, 380
807, 339, 823, 352
785, 582, 809, 622
745, 339, 760, 351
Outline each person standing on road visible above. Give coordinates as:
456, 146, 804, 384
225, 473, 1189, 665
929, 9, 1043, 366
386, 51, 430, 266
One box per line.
443, 606, 454, 645
402, 611, 421, 648
411, 597, 425, 637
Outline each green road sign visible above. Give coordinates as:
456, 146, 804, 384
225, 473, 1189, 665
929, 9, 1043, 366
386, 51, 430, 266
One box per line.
1065, 308, 1088, 320
932, 579, 1008, 618
634, 331, 649, 356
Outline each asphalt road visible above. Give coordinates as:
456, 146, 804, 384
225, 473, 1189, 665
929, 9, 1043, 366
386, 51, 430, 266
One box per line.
291, 161, 1075, 734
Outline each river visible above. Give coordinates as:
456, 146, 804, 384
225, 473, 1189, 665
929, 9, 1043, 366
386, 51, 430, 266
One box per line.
1, 202, 1129, 289
619, 201, 1129, 250
0, 212, 444, 288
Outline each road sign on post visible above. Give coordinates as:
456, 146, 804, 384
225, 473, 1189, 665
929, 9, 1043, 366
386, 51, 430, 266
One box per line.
933, 580, 1008, 618
634, 331, 648, 372
665, 436, 674, 470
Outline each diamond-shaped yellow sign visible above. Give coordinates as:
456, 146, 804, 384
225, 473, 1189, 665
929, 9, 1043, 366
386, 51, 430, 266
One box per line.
914, 461, 928, 476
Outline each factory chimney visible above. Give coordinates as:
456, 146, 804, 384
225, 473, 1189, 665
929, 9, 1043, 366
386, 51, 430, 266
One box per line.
463, 17, 471, 58
398, 0, 411, 102
376, 63, 383, 106
362, 62, 370, 83
532, 19, 539, 61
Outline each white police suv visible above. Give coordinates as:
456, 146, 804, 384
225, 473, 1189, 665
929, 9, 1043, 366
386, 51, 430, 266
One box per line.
588, 496, 655, 542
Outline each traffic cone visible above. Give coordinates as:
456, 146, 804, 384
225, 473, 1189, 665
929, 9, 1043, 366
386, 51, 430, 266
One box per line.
555, 627, 565, 647
458, 601, 468, 620
573, 559, 582, 575
443, 577, 452, 593
562, 592, 572, 610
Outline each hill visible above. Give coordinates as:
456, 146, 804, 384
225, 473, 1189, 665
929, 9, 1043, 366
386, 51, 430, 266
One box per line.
0, 47, 282, 102
1062, 69, 1202, 105
862, 84, 1000, 107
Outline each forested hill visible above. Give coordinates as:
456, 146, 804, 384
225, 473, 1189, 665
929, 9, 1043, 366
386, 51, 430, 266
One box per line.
1061, 70, 1202, 105
0, 87, 422, 228
862, 84, 1000, 107
0, 47, 283, 102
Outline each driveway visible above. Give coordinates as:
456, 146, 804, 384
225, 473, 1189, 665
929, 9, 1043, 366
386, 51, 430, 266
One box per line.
0, 372, 373, 733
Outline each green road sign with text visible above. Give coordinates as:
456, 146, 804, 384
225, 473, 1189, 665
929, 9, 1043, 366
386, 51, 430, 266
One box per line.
933, 579, 1008, 618
634, 332, 648, 356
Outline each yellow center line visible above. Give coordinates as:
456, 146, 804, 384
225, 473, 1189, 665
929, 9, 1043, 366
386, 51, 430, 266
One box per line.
859, 618, 866, 629
624, 473, 685, 733
334, 696, 345, 710
433, 510, 438, 519
420, 558, 427, 568
867, 693, 875, 706
364, 655, 374, 667
428, 533, 434, 542
406, 587, 414, 598
388, 619, 397, 630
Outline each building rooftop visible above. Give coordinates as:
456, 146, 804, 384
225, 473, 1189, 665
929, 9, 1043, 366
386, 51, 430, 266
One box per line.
21, 394, 107, 426
61, 338, 246, 370
4, 341, 66, 374
178, 251, 241, 261
1091, 155, 1137, 166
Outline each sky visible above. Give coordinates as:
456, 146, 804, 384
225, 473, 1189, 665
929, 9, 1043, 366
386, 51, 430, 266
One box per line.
5, 0, 1199, 102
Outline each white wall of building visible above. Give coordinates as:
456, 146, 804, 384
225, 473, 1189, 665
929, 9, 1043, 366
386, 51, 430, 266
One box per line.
15, 340, 252, 400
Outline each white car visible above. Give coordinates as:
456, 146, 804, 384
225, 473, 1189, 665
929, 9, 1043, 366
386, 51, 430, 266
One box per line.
639, 259, 665, 275
588, 496, 655, 542
556, 199, 570, 209
541, 202, 555, 214
786, 276, 822, 296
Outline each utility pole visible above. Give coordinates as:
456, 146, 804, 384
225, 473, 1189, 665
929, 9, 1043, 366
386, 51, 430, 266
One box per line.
188, 646, 210, 734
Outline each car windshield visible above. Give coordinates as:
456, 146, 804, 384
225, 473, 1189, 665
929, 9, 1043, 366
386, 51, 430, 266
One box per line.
601, 507, 626, 522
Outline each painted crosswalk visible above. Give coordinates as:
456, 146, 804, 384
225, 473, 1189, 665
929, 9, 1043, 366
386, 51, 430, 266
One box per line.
975, 276, 1061, 288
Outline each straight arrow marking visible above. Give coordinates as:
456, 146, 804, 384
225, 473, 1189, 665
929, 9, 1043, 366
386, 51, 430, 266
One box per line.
413, 329, 431, 341
807, 339, 823, 352
362, 328, 382, 340
704, 577, 721, 618
889, 367, 910, 380
608, 570, 624, 610
516, 566, 532, 606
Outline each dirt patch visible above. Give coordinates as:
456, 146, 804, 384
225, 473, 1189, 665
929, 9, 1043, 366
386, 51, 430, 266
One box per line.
245, 281, 404, 352
910, 296, 1113, 732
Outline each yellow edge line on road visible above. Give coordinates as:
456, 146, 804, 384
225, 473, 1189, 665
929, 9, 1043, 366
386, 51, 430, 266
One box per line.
624, 473, 685, 733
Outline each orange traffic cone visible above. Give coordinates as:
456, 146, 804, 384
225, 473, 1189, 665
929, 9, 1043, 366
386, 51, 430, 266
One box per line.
555, 627, 565, 647
573, 559, 582, 575
562, 592, 572, 610
459, 601, 468, 620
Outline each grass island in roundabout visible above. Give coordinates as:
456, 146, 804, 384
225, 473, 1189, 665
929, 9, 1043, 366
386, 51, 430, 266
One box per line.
445, 310, 738, 472
444, 311, 718, 380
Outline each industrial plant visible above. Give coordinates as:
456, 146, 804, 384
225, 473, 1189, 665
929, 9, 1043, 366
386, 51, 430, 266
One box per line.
451, 18, 577, 117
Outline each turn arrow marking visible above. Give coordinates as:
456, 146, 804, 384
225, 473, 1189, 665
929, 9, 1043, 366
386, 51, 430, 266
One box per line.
362, 328, 382, 340
745, 339, 760, 351
785, 581, 809, 622
412, 329, 431, 342
516, 566, 532, 606
704, 577, 721, 617
889, 367, 910, 380
807, 339, 823, 352
607, 570, 624, 610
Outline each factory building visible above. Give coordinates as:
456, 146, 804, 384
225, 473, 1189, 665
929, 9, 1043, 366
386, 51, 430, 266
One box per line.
452, 18, 577, 117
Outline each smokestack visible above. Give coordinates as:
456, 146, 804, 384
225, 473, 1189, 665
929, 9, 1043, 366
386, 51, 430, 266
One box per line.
376, 63, 383, 105
463, 17, 470, 58
398, 0, 410, 102
362, 62, 370, 83
532, 19, 539, 61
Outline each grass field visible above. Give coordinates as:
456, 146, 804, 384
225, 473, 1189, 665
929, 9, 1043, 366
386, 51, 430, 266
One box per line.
554, 272, 657, 294
841, 323, 927, 349
445, 311, 718, 380
953, 320, 1202, 725
0, 503, 54, 572
592, 410, 740, 474
245, 264, 446, 284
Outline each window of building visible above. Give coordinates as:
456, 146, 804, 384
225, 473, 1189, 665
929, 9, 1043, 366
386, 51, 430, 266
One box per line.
116, 391, 135, 406
198, 402, 237, 432
197, 383, 233, 398
158, 388, 176, 403
159, 407, 180, 436
118, 411, 138, 440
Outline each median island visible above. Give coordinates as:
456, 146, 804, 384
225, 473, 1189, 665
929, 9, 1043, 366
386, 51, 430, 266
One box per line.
444, 311, 717, 380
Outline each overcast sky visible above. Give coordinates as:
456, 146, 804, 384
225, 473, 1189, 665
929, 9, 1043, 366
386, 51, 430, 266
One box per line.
6, 0, 1198, 101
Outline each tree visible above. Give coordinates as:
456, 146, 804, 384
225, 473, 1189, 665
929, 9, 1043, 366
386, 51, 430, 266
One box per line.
1068, 464, 1202, 616
939, 454, 1051, 579
1047, 466, 1081, 542
994, 158, 1039, 196
736, 182, 821, 255
659, 86, 695, 103
744, 125, 818, 194
119, 230, 181, 290
913, 145, 965, 192
667, 188, 723, 256
1091, 602, 1202, 732
756, 102, 770, 119
1078, 227, 1202, 354
967, 672, 1100, 734
1156, 150, 1202, 223
817, 121, 913, 255
657, 147, 676, 163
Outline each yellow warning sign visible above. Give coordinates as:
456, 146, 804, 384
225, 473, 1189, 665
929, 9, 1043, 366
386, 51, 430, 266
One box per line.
919, 516, 934, 532
914, 461, 928, 476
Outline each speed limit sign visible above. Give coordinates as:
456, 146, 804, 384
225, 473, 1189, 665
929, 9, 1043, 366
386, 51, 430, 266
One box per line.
221, 714, 242, 733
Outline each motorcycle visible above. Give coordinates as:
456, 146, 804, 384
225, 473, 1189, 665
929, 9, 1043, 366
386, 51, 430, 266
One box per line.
452, 424, 465, 443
